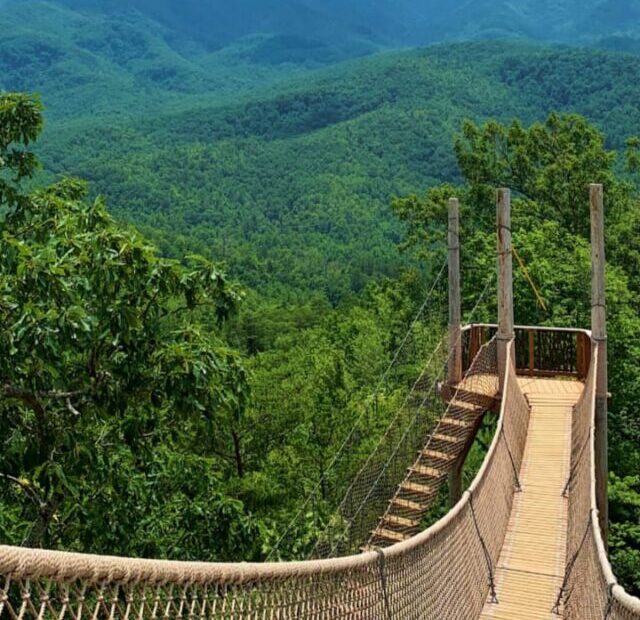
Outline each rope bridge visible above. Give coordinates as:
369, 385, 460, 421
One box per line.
1, 325, 638, 618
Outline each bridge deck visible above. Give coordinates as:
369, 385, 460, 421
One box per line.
480, 376, 584, 620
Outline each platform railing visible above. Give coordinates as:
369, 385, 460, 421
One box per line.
462, 324, 591, 380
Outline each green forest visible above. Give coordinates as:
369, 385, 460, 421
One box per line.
31, 42, 640, 300
1, 0, 640, 603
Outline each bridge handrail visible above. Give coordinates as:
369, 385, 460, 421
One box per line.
2, 335, 637, 618
562, 342, 640, 618
0, 338, 529, 618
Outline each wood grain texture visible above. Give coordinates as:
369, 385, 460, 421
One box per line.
480, 377, 583, 620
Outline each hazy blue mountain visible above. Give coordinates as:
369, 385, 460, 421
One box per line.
44, 0, 631, 49
2, 0, 640, 123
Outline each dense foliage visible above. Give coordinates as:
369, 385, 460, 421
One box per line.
0, 95, 262, 560
21, 42, 640, 300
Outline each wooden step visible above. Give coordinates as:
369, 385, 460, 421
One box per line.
433, 433, 460, 444
371, 527, 408, 544
381, 514, 420, 530
446, 399, 484, 421
420, 448, 456, 463
440, 417, 472, 429
448, 399, 480, 412
410, 464, 442, 479
400, 481, 436, 498
390, 497, 424, 513
439, 383, 496, 410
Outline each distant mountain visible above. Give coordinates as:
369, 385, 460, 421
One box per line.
0, 1, 342, 120
35, 41, 640, 296
2, 0, 640, 123
46, 0, 634, 49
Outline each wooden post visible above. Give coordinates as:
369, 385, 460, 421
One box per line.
497, 188, 515, 392
448, 198, 462, 385
448, 198, 463, 506
591, 183, 608, 544
528, 330, 535, 376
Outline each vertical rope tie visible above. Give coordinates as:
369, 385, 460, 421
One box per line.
469, 490, 498, 604
562, 431, 590, 498
500, 426, 522, 492
552, 511, 594, 614
375, 548, 393, 620
603, 583, 615, 620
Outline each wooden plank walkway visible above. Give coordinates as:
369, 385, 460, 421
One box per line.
479, 377, 584, 620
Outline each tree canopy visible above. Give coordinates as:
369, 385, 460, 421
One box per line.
393, 111, 640, 594
0, 94, 259, 559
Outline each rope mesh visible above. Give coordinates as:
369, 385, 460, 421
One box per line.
1, 337, 639, 618
559, 344, 640, 620
0, 339, 530, 619
364, 338, 499, 550
310, 333, 450, 558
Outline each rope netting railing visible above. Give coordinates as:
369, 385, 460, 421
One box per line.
311, 276, 495, 558
365, 337, 499, 548
310, 334, 450, 558
266, 258, 449, 561
0, 339, 528, 619
556, 343, 640, 619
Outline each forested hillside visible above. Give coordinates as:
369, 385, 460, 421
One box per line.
0, 1, 320, 120
5, 0, 640, 66
1, 1, 640, 600
34, 42, 640, 298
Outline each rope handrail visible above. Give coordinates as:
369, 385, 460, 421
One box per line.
1, 331, 640, 619
0, 337, 528, 618
557, 342, 640, 619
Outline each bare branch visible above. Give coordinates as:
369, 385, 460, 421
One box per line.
65, 398, 81, 417
0, 472, 45, 509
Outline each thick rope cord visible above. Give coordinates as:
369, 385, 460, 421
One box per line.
562, 430, 591, 498
603, 584, 615, 620
375, 548, 393, 620
512, 244, 547, 312
267, 257, 448, 559
469, 490, 498, 605
320, 274, 495, 557
500, 426, 522, 492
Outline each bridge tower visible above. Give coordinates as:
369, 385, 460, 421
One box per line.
447, 197, 464, 506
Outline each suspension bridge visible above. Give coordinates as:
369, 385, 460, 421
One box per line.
0, 186, 639, 618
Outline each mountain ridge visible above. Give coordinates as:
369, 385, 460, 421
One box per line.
34, 41, 640, 297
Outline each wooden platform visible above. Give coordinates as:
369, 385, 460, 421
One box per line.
479, 377, 584, 620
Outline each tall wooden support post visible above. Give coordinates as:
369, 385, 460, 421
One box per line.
497, 188, 514, 393
448, 197, 463, 385
591, 183, 609, 545
448, 198, 463, 506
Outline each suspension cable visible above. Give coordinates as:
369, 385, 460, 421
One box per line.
320, 273, 495, 557
267, 256, 448, 559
